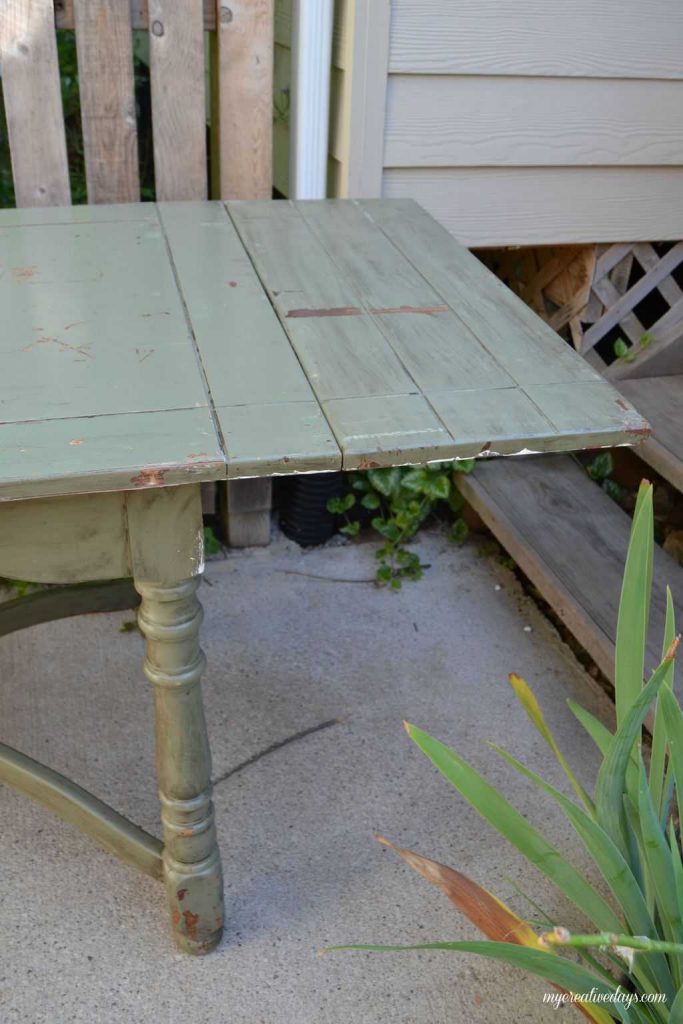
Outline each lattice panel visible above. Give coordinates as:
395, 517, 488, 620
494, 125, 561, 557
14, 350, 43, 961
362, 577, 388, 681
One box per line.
481, 241, 683, 379
580, 242, 683, 378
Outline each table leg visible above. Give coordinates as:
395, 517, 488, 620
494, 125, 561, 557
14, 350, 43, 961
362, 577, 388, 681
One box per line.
135, 575, 223, 955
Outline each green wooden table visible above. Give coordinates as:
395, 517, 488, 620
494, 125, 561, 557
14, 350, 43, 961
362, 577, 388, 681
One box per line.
0, 198, 648, 954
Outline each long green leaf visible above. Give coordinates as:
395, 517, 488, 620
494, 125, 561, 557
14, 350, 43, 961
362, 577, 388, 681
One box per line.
490, 743, 675, 1004
660, 686, 683, 834
615, 483, 654, 728
406, 724, 623, 932
623, 791, 647, 907
566, 701, 642, 817
637, 765, 683, 990
509, 674, 593, 813
668, 822, 683, 962
649, 587, 676, 815
595, 662, 672, 857
671, 986, 683, 1024
326, 940, 643, 1023
567, 700, 613, 758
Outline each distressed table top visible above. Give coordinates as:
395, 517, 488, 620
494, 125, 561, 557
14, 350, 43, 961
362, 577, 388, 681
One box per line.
0, 198, 648, 501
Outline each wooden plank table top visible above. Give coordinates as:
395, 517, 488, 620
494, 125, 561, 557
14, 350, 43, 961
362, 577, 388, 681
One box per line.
0, 198, 649, 501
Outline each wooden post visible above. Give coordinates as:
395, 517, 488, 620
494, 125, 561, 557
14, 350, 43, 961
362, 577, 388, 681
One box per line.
215, 0, 275, 545
72, 0, 140, 203
0, 0, 71, 207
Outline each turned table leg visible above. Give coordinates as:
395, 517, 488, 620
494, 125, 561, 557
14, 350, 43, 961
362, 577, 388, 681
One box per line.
127, 484, 224, 954
136, 577, 223, 954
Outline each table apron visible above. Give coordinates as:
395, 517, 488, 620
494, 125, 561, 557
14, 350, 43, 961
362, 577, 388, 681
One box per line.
0, 485, 204, 586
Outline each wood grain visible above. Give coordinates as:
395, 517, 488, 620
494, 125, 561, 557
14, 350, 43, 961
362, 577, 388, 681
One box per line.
382, 168, 683, 247
295, 199, 514, 394
0, 0, 71, 207
322, 393, 454, 470
0, 492, 129, 582
0, 198, 656, 496
359, 198, 603, 387
56, 0, 331, 59
619, 375, 683, 491
227, 199, 415, 401
384, 75, 683, 168
456, 456, 683, 684
158, 200, 341, 477
73, 0, 140, 203
0, 214, 208, 421
148, 0, 207, 201
216, 0, 273, 200
0, 409, 225, 502
389, 0, 683, 79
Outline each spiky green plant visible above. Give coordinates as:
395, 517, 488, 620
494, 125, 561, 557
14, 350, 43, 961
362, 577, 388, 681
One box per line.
327, 482, 682, 1023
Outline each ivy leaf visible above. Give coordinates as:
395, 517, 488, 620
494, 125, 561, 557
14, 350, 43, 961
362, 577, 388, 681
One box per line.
453, 459, 476, 474
203, 526, 221, 555
361, 492, 381, 510
450, 518, 469, 544
425, 475, 451, 501
399, 469, 428, 494
340, 521, 361, 537
373, 518, 401, 542
327, 494, 356, 514
613, 338, 635, 362
587, 453, 614, 481
368, 467, 402, 497
602, 479, 624, 502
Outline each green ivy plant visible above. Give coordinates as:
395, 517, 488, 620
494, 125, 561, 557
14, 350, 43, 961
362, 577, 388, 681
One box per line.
327, 461, 475, 590
586, 451, 624, 503
613, 332, 653, 364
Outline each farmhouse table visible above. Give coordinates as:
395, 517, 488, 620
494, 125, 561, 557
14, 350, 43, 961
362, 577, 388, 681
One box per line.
0, 198, 648, 954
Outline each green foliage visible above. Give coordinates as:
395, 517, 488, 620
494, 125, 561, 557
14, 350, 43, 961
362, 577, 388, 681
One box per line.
334, 481, 683, 1021
327, 461, 475, 589
203, 526, 221, 556
613, 333, 655, 365
586, 451, 624, 504
1, 578, 31, 598
273, 86, 290, 126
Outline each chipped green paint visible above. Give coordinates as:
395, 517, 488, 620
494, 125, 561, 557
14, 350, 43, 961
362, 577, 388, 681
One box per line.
0, 198, 648, 501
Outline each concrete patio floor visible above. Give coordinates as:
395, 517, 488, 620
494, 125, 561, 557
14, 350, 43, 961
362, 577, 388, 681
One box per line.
0, 528, 616, 1024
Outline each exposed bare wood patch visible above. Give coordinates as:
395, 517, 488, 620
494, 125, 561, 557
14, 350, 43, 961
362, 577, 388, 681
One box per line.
286, 305, 362, 319
286, 303, 449, 318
